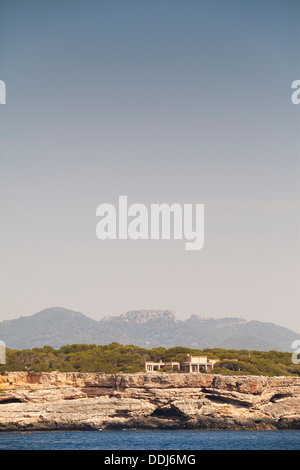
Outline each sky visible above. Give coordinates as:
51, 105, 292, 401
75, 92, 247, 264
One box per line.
0, 0, 300, 332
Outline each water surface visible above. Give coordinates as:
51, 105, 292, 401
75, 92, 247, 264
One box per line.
0, 430, 299, 450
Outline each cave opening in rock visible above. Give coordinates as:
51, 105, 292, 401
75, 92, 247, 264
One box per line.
151, 405, 183, 419
0, 398, 23, 404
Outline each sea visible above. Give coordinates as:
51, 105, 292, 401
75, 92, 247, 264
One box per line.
0, 430, 299, 450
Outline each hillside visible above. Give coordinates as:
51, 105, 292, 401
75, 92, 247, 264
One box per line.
0, 307, 299, 351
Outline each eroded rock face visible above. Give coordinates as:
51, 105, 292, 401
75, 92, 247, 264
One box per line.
0, 372, 299, 431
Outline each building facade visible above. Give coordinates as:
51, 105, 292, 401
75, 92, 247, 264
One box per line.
145, 354, 218, 373
145, 360, 180, 372
182, 354, 218, 372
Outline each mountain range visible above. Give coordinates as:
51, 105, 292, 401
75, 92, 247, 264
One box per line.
0, 307, 299, 351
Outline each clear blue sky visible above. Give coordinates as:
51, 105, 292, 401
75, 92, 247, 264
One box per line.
0, 0, 299, 332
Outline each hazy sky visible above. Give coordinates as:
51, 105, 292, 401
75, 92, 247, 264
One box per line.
0, 0, 299, 332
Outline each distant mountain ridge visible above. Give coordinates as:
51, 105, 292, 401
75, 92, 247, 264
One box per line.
103, 309, 177, 324
0, 307, 299, 351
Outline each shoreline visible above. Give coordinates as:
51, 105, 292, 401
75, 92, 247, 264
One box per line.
1, 428, 300, 434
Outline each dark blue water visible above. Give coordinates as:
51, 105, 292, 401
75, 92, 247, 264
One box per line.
0, 430, 299, 450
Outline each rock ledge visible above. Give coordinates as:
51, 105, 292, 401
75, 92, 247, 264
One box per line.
0, 372, 299, 431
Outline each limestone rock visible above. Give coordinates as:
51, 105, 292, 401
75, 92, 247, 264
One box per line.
0, 372, 299, 431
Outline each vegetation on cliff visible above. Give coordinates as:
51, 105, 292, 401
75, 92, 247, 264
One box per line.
0, 343, 299, 376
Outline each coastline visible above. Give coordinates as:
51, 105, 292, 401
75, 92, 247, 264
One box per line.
0, 371, 299, 432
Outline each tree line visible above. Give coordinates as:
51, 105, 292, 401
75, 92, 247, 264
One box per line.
0, 343, 299, 376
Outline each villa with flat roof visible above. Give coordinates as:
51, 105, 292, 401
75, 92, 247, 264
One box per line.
145, 354, 218, 373
182, 354, 218, 372
145, 360, 180, 372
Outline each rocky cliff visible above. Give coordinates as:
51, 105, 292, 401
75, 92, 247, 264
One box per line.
0, 372, 299, 431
